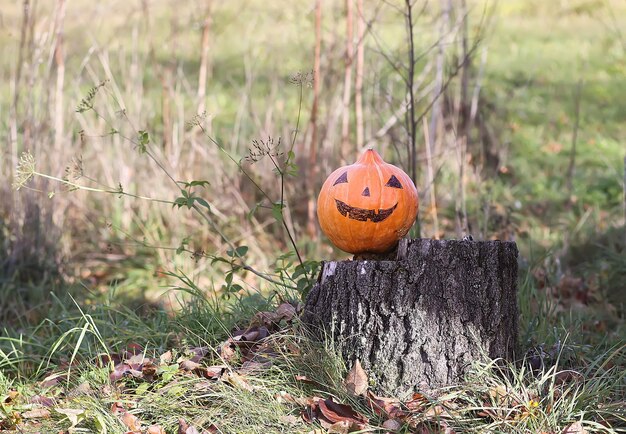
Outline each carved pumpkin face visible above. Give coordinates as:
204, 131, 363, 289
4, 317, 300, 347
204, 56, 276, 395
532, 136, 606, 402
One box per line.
317, 149, 419, 254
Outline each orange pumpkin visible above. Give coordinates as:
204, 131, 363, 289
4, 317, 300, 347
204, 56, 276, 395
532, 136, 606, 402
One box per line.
317, 149, 419, 254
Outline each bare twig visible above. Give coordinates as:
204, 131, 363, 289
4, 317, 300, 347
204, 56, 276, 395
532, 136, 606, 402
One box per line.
341, 0, 354, 160
423, 117, 439, 239
355, 0, 365, 149
197, 0, 213, 116
566, 79, 583, 198
53, 0, 66, 151
307, 0, 323, 239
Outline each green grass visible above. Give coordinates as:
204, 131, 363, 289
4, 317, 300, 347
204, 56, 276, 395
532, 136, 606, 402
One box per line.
0, 271, 624, 433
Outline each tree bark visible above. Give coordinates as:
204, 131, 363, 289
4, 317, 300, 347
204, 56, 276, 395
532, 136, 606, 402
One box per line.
303, 238, 519, 397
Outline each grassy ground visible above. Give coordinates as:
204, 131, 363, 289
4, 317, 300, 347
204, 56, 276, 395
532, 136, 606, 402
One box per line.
1, 0, 625, 432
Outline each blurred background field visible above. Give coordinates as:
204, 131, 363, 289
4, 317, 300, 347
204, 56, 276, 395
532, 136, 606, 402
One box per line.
1, 0, 625, 327
1, 0, 625, 329
1, 0, 625, 431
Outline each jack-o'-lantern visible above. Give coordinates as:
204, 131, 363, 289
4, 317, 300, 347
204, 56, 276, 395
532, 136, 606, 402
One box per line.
317, 149, 419, 254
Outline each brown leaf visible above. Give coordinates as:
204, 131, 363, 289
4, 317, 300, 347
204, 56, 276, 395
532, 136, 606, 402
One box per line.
382, 418, 403, 432
141, 360, 158, 381
110, 364, 133, 382
159, 350, 173, 365
366, 391, 406, 419
30, 395, 56, 407
555, 370, 583, 385
218, 340, 238, 362
39, 372, 64, 388
406, 392, 429, 411
125, 353, 148, 370
275, 302, 297, 321
318, 398, 368, 426
295, 374, 323, 388
4, 390, 19, 403
68, 381, 92, 397
55, 408, 85, 428
201, 365, 227, 380
111, 402, 126, 415
179, 359, 202, 371
189, 347, 210, 363
345, 360, 368, 397
147, 424, 167, 434
423, 405, 444, 419
178, 418, 191, 434
563, 422, 588, 434
222, 371, 255, 392
21, 409, 51, 419
121, 411, 142, 432
275, 391, 309, 406
327, 420, 352, 433
178, 418, 214, 434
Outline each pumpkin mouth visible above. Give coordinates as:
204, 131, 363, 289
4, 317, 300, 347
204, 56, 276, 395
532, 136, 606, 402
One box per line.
334, 199, 398, 223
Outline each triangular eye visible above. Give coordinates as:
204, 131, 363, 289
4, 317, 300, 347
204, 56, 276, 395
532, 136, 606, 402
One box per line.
385, 175, 403, 189
333, 171, 348, 186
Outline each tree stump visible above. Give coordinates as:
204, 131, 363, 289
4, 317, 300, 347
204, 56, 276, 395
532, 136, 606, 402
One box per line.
302, 238, 519, 397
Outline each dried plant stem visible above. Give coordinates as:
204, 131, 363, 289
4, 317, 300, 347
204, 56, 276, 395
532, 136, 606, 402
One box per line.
197, 0, 213, 116
405, 0, 418, 183
340, 0, 354, 161
355, 0, 365, 149
307, 0, 323, 239
423, 118, 439, 239
566, 79, 583, 198
53, 0, 66, 151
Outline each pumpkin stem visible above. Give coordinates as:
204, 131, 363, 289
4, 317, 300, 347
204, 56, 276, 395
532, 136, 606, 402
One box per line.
356, 149, 385, 165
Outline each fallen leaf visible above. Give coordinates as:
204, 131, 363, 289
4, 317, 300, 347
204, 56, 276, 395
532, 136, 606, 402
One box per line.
159, 350, 173, 365
147, 424, 166, 434
406, 392, 429, 411
126, 353, 148, 370
222, 371, 255, 392
275, 391, 309, 406
111, 402, 126, 415
563, 422, 588, 434
121, 411, 142, 431
344, 360, 368, 397
188, 347, 210, 363
4, 390, 19, 403
366, 391, 406, 419
55, 408, 85, 428
199, 365, 227, 380
30, 395, 56, 407
295, 374, 323, 388
68, 381, 92, 397
218, 340, 238, 362
178, 417, 216, 434
555, 370, 583, 385
382, 418, 403, 432
275, 302, 297, 321
39, 372, 67, 389
21, 408, 51, 419
317, 398, 368, 427
180, 359, 201, 371
327, 420, 352, 433
423, 405, 444, 419
142, 360, 158, 381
